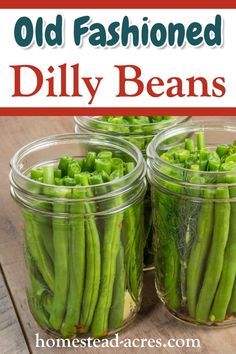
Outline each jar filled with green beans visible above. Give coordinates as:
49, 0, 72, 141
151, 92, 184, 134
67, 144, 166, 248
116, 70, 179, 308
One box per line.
147, 119, 236, 326
10, 133, 147, 338
74, 116, 191, 270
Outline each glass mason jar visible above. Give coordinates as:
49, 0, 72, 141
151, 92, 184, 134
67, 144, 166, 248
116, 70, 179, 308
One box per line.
147, 119, 236, 326
74, 116, 191, 270
10, 133, 147, 338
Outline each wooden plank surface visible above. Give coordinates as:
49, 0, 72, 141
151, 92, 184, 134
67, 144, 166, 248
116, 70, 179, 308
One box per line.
0, 268, 29, 354
1, 116, 236, 354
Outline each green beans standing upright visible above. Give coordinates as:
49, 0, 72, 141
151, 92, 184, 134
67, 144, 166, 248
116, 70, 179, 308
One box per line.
149, 129, 236, 325
15, 143, 145, 338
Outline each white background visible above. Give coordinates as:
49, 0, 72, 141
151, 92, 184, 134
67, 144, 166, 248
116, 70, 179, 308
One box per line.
0, 9, 235, 108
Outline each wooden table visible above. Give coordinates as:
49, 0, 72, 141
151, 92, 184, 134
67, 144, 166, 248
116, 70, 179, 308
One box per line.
1, 117, 236, 354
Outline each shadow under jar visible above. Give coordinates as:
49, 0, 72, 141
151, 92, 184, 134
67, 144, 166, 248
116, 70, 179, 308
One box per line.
74, 116, 191, 270
10, 133, 147, 338
147, 119, 236, 326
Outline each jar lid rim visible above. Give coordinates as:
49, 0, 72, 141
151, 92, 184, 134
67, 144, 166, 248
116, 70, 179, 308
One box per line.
74, 115, 191, 132
147, 119, 236, 185
10, 132, 146, 196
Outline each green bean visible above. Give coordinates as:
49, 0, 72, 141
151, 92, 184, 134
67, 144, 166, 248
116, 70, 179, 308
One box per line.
154, 186, 180, 309
61, 188, 86, 337
43, 165, 54, 184
187, 188, 214, 318
79, 216, 101, 333
54, 168, 62, 178
131, 204, 144, 301
216, 144, 229, 158
210, 179, 236, 321
91, 209, 122, 337
185, 138, 195, 152
108, 241, 126, 330
143, 187, 154, 267
68, 162, 81, 178
58, 156, 73, 176
85, 151, 96, 172
30, 168, 44, 180
24, 166, 55, 290
196, 131, 205, 151
29, 284, 52, 328
33, 209, 54, 263
26, 252, 52, 328
37, 165, 55, 263
97, 151, 113, 159
228, 279, 236, 314
49, 188, 70, 330
95, 159, 112, 175
208, 160, 220, 171
122, 162, 144, 300
24, 210, 54, 292
63, 177, 76, 186
91, 169, 123, 337
163, 179, 184, 309
180, 175, 205, 304
196, 187, 230, 323
124, 202, 143, 301
79, 175, 101, 333
43, 292, 53, 315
